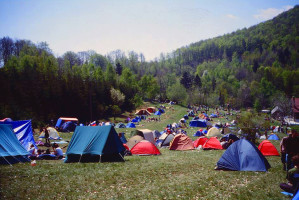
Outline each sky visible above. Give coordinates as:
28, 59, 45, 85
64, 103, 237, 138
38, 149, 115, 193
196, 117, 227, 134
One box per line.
0, 0, 298, 61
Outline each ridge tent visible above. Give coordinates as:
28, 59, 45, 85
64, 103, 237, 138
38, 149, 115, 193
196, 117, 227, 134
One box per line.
135, 109, 151, 116
126, 122, 136, 128
207, 127, 222, 138
0, 124, 30, 165
156, 133, 175, 147
64, 125, 125, 163
268, 134, 280, 140
39, 127, 61, 140
130, 140, 161, 155
126, 135, 144, 149
115, 123, 126, 128
138, 129, 156, 144
0, 120, 36, 150
55, 117, 78, 128
258, 140, 280, 156
216, 139, 271, 171
189, 120, 207, 128
202, 137, 223, 150
193, 137, 208, 148
169, 134, 194, 151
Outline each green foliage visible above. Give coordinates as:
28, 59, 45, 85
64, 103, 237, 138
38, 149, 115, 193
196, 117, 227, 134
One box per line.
166, 81, 187, 104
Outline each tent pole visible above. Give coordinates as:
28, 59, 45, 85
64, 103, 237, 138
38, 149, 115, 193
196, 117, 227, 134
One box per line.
119, 153, 125, 162
2, 156, 13, 167
100, 155, 102, 162
78, 154, 83, 163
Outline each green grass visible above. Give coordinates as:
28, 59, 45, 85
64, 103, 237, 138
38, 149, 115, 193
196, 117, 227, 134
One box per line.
0, 104, 291, 200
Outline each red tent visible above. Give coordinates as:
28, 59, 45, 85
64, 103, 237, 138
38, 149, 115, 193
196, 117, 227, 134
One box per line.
169, 134, 194, 151
202, 137, 223, 150
131, 140, 161, 155
193, 137, 208, 148
258, 140, 280, 156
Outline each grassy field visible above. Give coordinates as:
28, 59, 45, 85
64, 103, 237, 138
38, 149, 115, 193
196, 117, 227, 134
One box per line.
0, 104, 290, 200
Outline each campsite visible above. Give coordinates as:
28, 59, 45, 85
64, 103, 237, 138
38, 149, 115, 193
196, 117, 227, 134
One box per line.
0, 103, 294, 199
1, 1, 299, 199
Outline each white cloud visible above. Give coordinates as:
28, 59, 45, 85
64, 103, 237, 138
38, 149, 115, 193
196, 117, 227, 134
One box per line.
226, 14, 238, 19
254, 5, 293, 21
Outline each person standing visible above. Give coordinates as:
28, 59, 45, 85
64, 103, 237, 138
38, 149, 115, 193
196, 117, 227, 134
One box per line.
44, 127, 50, 145
285, 129, 299, 170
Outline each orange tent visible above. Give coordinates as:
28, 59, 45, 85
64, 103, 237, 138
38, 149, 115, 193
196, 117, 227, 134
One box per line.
169, 134, 194, 151
202, 137, 223, 150
258, 140, 279, 156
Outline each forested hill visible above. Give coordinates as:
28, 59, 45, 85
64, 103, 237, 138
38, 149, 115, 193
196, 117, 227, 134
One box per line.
172, 5, 299, 68
0, 5, 298, 125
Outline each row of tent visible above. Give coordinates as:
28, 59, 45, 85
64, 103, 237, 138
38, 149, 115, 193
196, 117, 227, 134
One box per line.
0, 121, 279, 172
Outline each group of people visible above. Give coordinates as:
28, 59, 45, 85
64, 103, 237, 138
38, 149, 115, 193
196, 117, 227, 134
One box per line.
280, 129, 299, 195
29, 143, 64, 160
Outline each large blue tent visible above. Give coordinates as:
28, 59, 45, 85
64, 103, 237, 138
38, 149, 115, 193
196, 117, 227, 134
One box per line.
61, 121, 77, 132
189, 120, 207, 127
216, 139, 271, 171
65, 125, 125, 163
0, 120, 36, 150
0, 124, 30, 165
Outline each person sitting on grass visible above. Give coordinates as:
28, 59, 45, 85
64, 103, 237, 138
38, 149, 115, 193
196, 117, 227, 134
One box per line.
280, 154, 299, 194
52, 143, 64, 159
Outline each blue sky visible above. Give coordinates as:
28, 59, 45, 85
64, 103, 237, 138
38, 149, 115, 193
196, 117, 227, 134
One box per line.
0, 0, 298, 60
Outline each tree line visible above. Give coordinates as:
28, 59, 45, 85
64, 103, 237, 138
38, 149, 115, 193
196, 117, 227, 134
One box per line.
0, 6, 298, 125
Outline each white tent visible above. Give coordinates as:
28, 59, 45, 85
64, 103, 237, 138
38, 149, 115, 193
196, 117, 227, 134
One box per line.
39, 127, 60, 139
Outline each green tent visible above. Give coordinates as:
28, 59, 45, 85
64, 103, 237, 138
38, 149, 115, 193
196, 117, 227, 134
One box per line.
65, 125, 125, 163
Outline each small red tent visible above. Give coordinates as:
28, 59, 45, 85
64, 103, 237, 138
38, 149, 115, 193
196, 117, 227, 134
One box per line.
130, 140, 161, 155
258, 140, 279, 156
169, 134, 194, 151
193, 137, 208, 148
202, 137, 223, 150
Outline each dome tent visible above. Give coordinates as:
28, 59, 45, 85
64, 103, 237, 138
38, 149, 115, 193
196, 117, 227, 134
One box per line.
130, 140, 161, 155
216, 139, 271, 171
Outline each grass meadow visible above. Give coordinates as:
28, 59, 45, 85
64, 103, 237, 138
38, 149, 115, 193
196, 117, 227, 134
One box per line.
0, 104, 290, 200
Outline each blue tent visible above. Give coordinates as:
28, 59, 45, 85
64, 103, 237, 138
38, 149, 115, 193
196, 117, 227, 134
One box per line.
293, 189, 299, 200
0, 120, 36, 150
159, 109, 165, 113
210, 114, 218, 118
115, 123, 126, 128
154, 111, 162, 115
65, 125, 125, 163
126, 122, 136, 128
193, 131, 205, 137
216, 139, 271, 171
61, 121, 77, 132
131, 118, 139, 123
268, 134, 280, 140
183, 115, 189, 120
0, 124, 30, 165
189, 120, 207, 127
